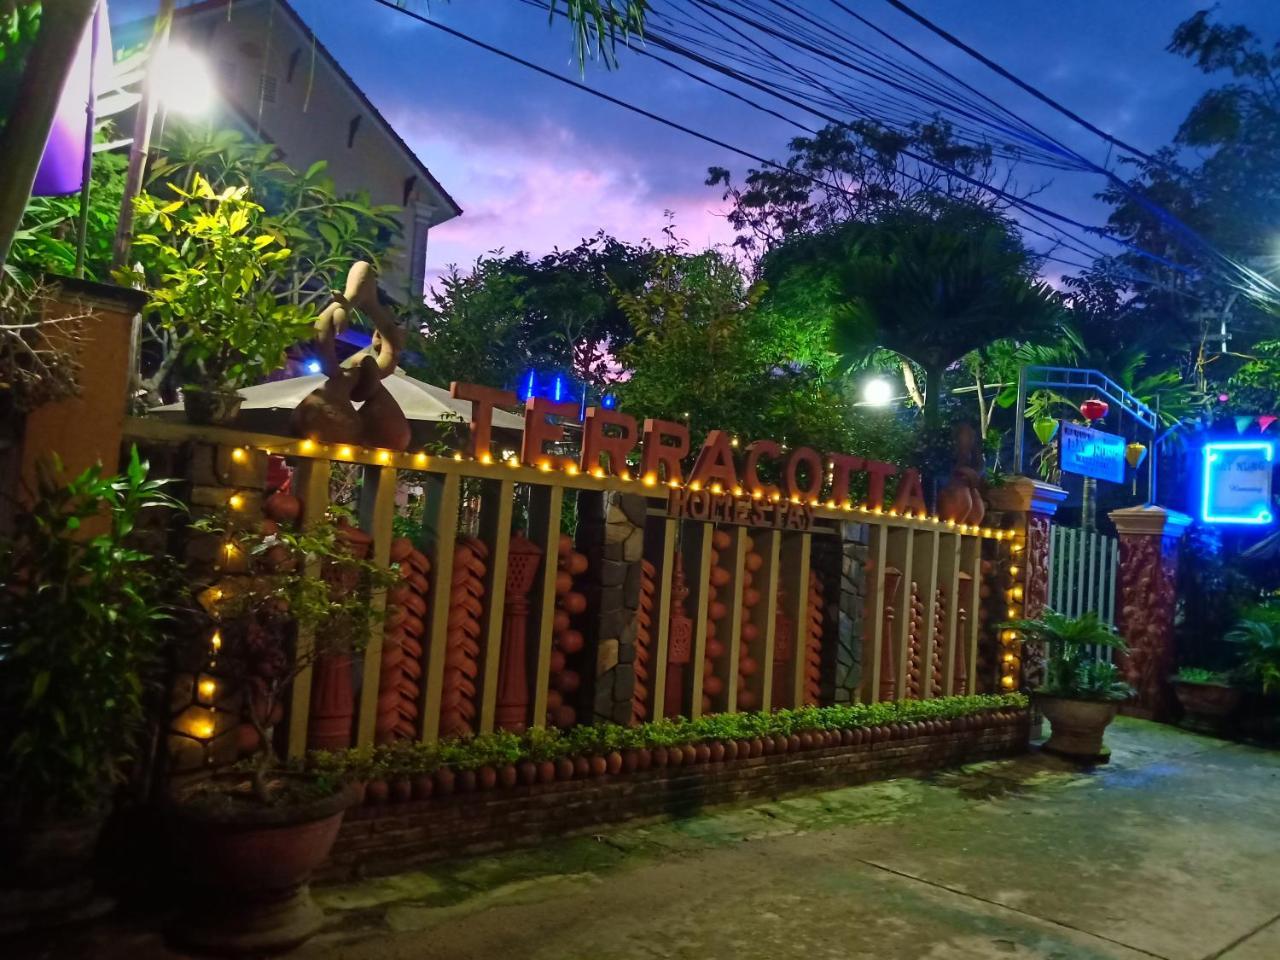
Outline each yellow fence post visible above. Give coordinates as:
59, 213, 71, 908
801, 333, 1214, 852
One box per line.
527, 484, 564, 730
286, 457, 332, 760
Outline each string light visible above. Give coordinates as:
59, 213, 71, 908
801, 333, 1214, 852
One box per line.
415, 453, 428, 466
210, 630, 222, 651
642, 473, 657, 487
377, 450, 392, 464
231, 447, 247, 464
453, 452, 463, 462
565, 463, 580, 476
300, 439, 316, 454
479, 452, 493, 465
227, 493, 244, 510
192, 716, 215, 739
198, 678, 217, 700
338, 446, 353, 459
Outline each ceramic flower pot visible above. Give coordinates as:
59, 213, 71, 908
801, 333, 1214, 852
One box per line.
0, 804, 109, 934
1173, 681, 1242, 734
1037, 695, 1119, 761
166, 780, 356, 955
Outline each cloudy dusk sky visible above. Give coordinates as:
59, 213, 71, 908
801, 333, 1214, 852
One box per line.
114, 0, 1280, 293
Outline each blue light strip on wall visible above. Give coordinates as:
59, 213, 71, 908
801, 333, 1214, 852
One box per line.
1201, 440, 1275, 525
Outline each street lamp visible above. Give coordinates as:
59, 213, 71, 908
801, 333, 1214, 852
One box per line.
862, 377, 894, 407
152, 44, 216, 117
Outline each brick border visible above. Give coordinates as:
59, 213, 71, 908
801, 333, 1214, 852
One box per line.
323, 710, 1029, 880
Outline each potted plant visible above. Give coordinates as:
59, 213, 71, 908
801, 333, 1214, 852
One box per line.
116, 175, 315, 425
0, 449, 178, 931
166, 509, 391, 954
1226, 612, 1280, 741
1002, 610, 1131, 761
1171, 667, 1241, 734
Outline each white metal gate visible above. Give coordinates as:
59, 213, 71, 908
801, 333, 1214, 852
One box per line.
1048, 526, 1119, 659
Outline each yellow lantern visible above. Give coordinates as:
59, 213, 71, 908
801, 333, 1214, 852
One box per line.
1125, 442, 1147, 469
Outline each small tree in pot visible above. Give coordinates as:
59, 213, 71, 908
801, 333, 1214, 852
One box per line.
0, 449, 179, 930
167, 510, 391, 954
1002, 610, 1131, 761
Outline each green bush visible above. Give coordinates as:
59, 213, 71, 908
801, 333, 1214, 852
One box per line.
307, 693, 1028, 780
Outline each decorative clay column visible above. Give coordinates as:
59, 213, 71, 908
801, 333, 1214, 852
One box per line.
1108, 506, 1191, 721
985, 477, 1067, 693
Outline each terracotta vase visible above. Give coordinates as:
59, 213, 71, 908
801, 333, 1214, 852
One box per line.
307, 654, 354, 752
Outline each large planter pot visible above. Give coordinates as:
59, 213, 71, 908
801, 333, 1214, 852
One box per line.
166, 778, 356, 954
1037, 694, 1119, 761
182, 385, 243, 426
0, 805, 109, 934
1173, 680, 1242, 735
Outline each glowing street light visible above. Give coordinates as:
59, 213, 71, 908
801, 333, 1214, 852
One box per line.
862, 377, 894, 407
152, 44, 216, 117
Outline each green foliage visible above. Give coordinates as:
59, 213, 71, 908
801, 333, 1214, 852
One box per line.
1002, 610, 1132, 702
308, 693, 1028, 778
613, 247, 866, 456
1174, 667, 1231, 686
409, 232, 657, 390
1226, 615, 1280, 694
0, 447, 181, 817
765, 204, 1063, 429
117, 175, 316, 394
0, 2, 40, 146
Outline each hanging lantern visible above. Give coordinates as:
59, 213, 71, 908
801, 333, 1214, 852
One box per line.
1080, 398, 1109, 423
1125, 442, 1147, 469
1032, 417, 1059, 445
1235, 415, 1253, 435
1258, 414, 1277, 433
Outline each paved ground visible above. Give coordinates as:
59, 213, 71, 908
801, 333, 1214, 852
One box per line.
14, 718, 1280, 959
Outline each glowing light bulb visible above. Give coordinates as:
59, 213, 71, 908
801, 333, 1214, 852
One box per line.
198, 678, 217, 700
338, 446, 353, 459
300, 439, 316, 454
565, 463, 579, 476
192, 717, 215, 739
1009, 566, 1020, 577
210, 630, 222, 651
643, 474, 657, 487
231, 447, 247, 464
479, 452, 493, 465
1001, 675, 1016, 689
227, 493, 244, 510
415, 453, 428, 466
153, 44, 217, 116
377, 450, 392, 464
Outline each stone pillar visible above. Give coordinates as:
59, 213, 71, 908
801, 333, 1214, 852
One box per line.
576, 489, 648, 725
985, 477, 1067, 694
1108, 505, 1192, 721
832, 521, 868, 703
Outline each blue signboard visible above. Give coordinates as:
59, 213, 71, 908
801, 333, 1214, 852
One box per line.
1202, 441, 1274, 525
1059, 422, 1126, 482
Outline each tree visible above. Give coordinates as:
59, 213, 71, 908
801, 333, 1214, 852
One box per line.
409, 232, 660, 390
613, 248, 899, 460
707, 118, 1030, 261
762, 204, 1063, 430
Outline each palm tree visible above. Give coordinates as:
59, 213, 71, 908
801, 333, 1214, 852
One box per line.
764, 204, 1064, 429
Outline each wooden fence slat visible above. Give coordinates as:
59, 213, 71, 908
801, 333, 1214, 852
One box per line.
419, 472, 460, 743
684, 522, 715, 719
722, 526, 748, 713
939, 533, 962, 696
528, 485, 564, 729
782, 533, 812, 708
864, 525, 889, 703
287, 457, 332, 759
914, 529, 941, 700
354, 464, 397, 747
476, 478, 515, 733
966, 536, 983, 693
649, 518, 677, 720
756, 529, 782, 711
888, 526, 915, 700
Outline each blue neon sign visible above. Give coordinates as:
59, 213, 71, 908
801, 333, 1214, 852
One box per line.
1201, 441, 1275, 525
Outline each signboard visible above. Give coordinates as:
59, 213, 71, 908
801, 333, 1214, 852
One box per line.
1202, 441, 1275, 525
1059, 422, 1126, 483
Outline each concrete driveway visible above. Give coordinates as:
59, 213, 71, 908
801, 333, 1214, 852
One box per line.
15, 718, 1280, 959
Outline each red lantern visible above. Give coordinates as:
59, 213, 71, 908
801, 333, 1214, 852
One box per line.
1080, 398, 1109, 423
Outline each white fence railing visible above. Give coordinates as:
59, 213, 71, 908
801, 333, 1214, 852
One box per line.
1048, 525, 1119, 660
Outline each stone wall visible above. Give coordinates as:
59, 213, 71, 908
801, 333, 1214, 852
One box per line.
574, 489, 649, 724
323, 711, 1029, 880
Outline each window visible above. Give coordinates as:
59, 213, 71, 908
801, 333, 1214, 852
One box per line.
409, 218, 431, 297
258, 73, 278, 104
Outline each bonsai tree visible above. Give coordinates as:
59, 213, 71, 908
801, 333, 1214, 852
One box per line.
1001, 609, 1131, 760
188, 510, 393, 805
114, 175, 315, 422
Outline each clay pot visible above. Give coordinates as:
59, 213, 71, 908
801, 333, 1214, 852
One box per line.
391, 779, 413, 803
365, 780, 389, 805
556, 758, 575, 781
538, 761, 557, 784
433, 768, 456, 797
723, 740, 739, 762
517, 761, 538, 787
709, 741, 726, 763
694, 744, 711, 764
573, 756, 591, 779
476, 766, 498, 791
621, 750, 639, 774
773, 734, 789, 754
787, 734, 802, 753
1174, 680, 1242, 734
589, 756, 608, 777
456, 769, 478, 794
349, 782, 368, 806
605, 751, 623, 775
749, 738, 764, 758
498, 765, 518, 789
682, 744, 698, 765
1037, 694, 1119, 760
636, 748, 653, 771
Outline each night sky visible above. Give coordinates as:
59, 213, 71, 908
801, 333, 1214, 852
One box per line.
114, 0, 1280, 292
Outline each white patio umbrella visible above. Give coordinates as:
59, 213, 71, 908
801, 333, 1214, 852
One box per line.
155, 369, 525, 439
